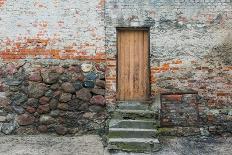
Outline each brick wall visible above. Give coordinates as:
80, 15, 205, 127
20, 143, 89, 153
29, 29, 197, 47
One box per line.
105, 0, 232, 134
0, 0, 105, 60
161, 94, 199, 127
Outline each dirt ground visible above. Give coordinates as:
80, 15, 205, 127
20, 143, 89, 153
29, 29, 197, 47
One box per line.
0, 135, 231, 155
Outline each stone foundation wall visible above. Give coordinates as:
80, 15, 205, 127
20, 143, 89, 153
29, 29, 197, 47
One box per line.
0, 60, 107, 135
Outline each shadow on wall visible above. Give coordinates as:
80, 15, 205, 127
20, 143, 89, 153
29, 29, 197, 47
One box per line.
205, 32, 232, 66
159, 32, 232, 135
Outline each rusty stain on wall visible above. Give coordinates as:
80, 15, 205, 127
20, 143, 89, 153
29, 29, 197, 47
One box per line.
206, 32, 232, 66
0, 0, 6, 7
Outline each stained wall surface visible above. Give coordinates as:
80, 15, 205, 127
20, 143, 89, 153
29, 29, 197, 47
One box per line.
0, 0, 107, 135
0, 0, 105, 60
0, 0, 231, 135
105, 0, 232, 134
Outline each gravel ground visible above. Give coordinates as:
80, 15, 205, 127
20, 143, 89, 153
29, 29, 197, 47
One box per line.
0, 135, 109, 155
0, 135, 231, 155
113, 136, 232, 155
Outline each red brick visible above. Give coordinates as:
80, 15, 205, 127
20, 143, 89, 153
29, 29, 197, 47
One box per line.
163, 95, 182, 102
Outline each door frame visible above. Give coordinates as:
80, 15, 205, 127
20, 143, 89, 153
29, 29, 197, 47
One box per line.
116, 27, 151, 101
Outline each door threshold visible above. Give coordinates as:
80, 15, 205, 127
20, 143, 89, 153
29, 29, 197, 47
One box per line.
116, 100, 152, 104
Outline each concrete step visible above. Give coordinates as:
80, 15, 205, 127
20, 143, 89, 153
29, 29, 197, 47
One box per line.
108, 128, 157, 138
112, 109, 155, 120
109, 119, 157, 129
108, 138, 161, 152
108, 101, 161, 153
116, 101, 152, 111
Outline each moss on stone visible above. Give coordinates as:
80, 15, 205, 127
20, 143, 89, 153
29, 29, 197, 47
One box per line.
157, 127, 176, 136
115, 142, 151, 153
108, 131, 122, 138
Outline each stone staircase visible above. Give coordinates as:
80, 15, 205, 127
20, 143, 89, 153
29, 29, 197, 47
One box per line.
108, 101, 161, 153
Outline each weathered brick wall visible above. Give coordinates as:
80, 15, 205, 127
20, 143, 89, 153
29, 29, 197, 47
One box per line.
105, 0, 232, 134
0, 0, 105, 60
161, 94, 199, 127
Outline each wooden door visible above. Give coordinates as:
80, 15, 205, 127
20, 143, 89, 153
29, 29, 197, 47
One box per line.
117, 29, 150, 101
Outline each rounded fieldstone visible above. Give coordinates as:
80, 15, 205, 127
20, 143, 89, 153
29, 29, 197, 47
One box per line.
9, 86, 20, 92
38, 125, 48, 133
68, 65, 81, 73
78, 102, 89, 111
83, 81, 95, 88
16, 113, 35, 126
1, 122, 16, 135
0, 116, 6, 122
54, 66, 65, 74
11, 93, 28, 105
62, 64, 69, 68
26, 98, 39, 108
61, 82, 75, 93
28, 72, 42, 82
53, 91, 61, 99
37, 104, 50, 114
59, 93, 72, 102
5, 63, 17, 75
6, 79, 22, 86
21, 85, 29, 94
96, 79, 105, 88
55, 125, 67, 135
85, 72, 97, 81
0, 97, 12, 112
41, 71, 60, 84
50, 84, 60, 90
83, 112, 95, 119
49, 99, 58, 110
39, 115, 55, 125
26, 106, 36, 113
57, 103, 69, 110
60, 74, 71, 82
90, 95, 106, 106
0, 109, 7, 116
73, 81, 83, 91
76, 88, 92, 101
39, 96, 50, 105
81, 63, 93, 72
45, 90, 53, 97
71, 73, 85, 81
50, 110, 60, 117
67, 99, 78, 110
6, 114, 15, 121
12, 105, 25, 114
28, 82, 48, 98
33, 112, 40, 117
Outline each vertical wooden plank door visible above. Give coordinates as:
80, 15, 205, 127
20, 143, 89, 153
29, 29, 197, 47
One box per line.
117, 29, 150, 101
